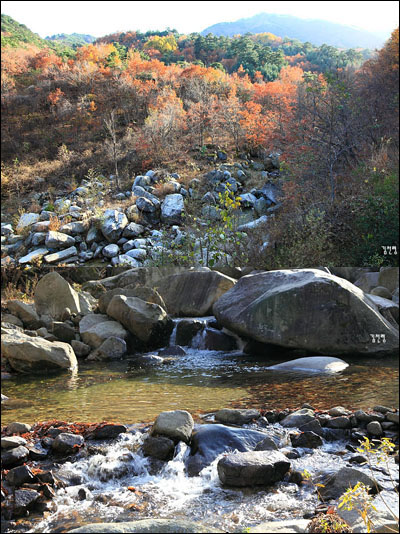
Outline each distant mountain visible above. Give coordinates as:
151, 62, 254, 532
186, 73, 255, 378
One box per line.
45, 33, 96, 47
1, 13, 46, 47
201, 13, 385, 49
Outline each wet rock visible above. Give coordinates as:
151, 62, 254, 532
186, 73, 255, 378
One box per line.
1, 313, 23, 327
175, 319, 205, 346
52, 433, 84, 454
27, 446, 48, 460
318, 467, 382, 500
355, 410, 385, 423
254, 436, 279, 451
132, 354, 164, 366
329, 406, 351, 417
106, 295, 172, 349
142, 436, 175, 461
327, 416, 352, 429
213, 269, 399, 355
349, 454, 367, 464
1, 331, 77, 372
1, 445, 29, 467
386, 412, 399, 424
6, 465, 35, 487
92, 337, 127, 360
6, 300, 42, 329
201, 328, 237, 351
215, 408, 260, 426
7, 488, 40, 517
158, 345, 186, 356
298, 419, 323, 436
34, 272, 81, 319
280, 408, 315, 428
89, 423, 127, 440
217, 450, 291, 487
290, 431, 323, 448
367, 421, 383, 436
1, 436, 28, 449
151, 410, 194, 443
186, 424, 272, 476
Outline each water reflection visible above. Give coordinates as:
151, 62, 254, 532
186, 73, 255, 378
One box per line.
1, 350, 398, 425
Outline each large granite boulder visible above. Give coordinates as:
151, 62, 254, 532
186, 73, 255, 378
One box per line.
6, 300, 42, 329
1, 331, 77, 372
34, 272, 81, 319
267, 357, 349, 373
154, 268, 236, 317
106, 295, 173, 348
213, 269, 399, 355
161, 194, 185, 225
217, 450, 290, 487
98, 286, 165, 314
378, 267, 399, 293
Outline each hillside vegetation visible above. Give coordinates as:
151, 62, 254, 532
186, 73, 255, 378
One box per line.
1, 15, 398, 268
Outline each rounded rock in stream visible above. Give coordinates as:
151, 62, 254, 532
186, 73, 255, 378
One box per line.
151, 410, 194, 443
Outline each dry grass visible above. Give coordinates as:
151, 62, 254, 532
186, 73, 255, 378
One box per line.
48, 214, 62, 231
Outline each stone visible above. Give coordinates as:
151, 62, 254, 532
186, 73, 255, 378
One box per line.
6, 300, 42, 329
328, 416, 352, 429
386, 412, 399, 424
354, 271, 380, 293
31, 232, 47, 246
68, 519, 223, 533
367, 421, 383, 436
126, 248, 147, 261
317, 467, 382, 500
217, 450, 290, 487
1, 445, 29, 467
94, 337, 127, 360
44, 246, 78, 263
2, 331, 77, 372
16, 212, 39, 232
52, 432, 84, 454
155, 269, 235, 317
151, 410, 194, 443
102, 244, 120, 258
370, 286, 393, 299
267, 357, 348, 373
213, 269, 399, 356
199, 328, 237, 351
52, 321, 76, 343
60, 221, 89, 235
290, 431, 323, 448
215, 408, 260, 426
89, 423, 127, 440
378, 267, 399, 293
254, 436, 279, 451
79, 313, 128, 349
106, 295, 172, 349
329, 406, 351, 417
1, 313, 23, 327
186, 424, 270, 476
7, 488, 40, 517
45, 231, 75, 249
122, 222, 145, 239
1, 436, 28, 449
248, 520, 310, 533
6, 465, 35, 486
98, 287, 165, 314
280, 408, 315, 428
365, 294, 399, 325
298, 419, 323, 436
175, 319, 205, 346
34, 272, 81, 319
71, 340, 91, 358
19, 247, 49, 264
355, 410, 385, 423
161, 194, 185, 225
101, 210, 128, 242
142, 436, 175, 461
6, 421, 32, 434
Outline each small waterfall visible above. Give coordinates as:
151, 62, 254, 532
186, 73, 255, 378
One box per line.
169, 319, 179, 346
190, 328, 207, 350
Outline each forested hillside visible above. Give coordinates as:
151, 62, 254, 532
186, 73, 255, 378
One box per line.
1, 15, 398, 267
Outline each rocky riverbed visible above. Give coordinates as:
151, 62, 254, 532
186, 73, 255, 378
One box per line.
1, 405, 399, 533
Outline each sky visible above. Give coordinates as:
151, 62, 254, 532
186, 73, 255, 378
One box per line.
1, 1, 398, 38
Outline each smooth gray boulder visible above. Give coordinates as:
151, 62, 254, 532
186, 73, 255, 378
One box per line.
1, 331, 77, 372
378, 267, 399, 293
45, 231, 75, 249
267, 357, 349, 373
155, 268, 236, 317
365, 294, 399, 325
98, 287, 165, 314
34, 271, 81, 319
217, 450, 290, 487
247, 520, 310, 533
317, 467, 382, 500
354, 271, 380, 293
6, 300, 42, 329
151, 410, 194, 443
213, 269, 399, 355
280, 408, 315, 428
215, 408, 260, 425
106, 295, 172, 348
